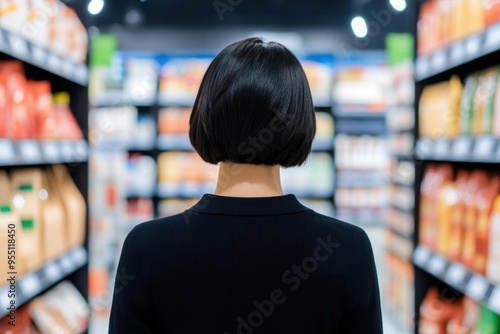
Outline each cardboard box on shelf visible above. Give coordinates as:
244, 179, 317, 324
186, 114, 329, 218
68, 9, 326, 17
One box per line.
49, 165, 86, 249
40, 170, 67, 262
10, 168, 44, 275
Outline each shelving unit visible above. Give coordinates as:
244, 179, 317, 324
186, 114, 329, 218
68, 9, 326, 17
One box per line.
0, 0, 89, 326
413, 3, 500, 333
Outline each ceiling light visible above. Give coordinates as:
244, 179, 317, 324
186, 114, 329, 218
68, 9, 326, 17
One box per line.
351, 16, 368, 38
390, 0, 407, 12
88, 0, 104, 15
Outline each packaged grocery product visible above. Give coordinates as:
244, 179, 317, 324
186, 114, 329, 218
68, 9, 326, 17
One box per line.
447, 297, 480, 334
420, 164, 453, 249
474, 174, 500, 274
0, 205, 18, 284
473, 67, 499, 135
158, 107, 191, 135
0, 0, 29, 35
0, 305, 35, 333
474, 304, 500, 333
493, 73, 500, 136
49, 165, 86, 249
448, 170, 469, 261
484, 0, 500, 25
40, 169, 67, 261
10, 169, 44, 274
486, 193, 500, 283
42, 92, 83, 140
464, 0, 487, 36
419, 76, 462, 138
461, 170, 489, 268
419, 287, 455, 334
0, 72, 9, 138
436, 178, 457, 255
28, 80, 53, 139
460, 74, 478, 135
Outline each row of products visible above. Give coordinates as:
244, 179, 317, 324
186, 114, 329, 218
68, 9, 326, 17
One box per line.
0, 281, 89, 334
384, 251, 414, 331
126, 154, 156, 196
158, 152, 218, 185
159, 108, 334, 138
390, 183, 414, 212
388, 133, 414, 156
419, 287, 500, 333
0, 61, 82, 140
335, 135, 388, 170
0, 166, 86, 279
336, 187, 387, 209
419, 67, 500, 138
0, 0, 88, 63
418, 0, 500, 56
89, 106, 156, 149
420, 164, 500, 280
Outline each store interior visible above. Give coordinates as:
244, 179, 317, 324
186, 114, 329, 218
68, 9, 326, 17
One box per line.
1, 0, 500, 333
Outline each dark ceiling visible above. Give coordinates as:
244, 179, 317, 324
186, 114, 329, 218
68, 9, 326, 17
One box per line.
88, 0, 415, 30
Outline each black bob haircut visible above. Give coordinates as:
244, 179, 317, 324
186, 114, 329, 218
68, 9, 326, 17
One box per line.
189, 37, 316, 168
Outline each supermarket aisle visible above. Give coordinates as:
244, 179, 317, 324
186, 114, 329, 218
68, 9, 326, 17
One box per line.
364, 226, 411, 334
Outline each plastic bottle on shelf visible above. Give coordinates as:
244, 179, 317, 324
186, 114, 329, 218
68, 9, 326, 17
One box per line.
486, 194, 500, 283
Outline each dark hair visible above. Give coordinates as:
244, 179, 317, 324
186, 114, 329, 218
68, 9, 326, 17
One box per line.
189, 37, 316, 168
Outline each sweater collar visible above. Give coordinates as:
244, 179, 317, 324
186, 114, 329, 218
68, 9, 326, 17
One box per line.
187, 193, 310, 216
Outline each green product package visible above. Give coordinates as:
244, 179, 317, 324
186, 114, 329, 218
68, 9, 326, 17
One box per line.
475, 305, 500, 334
460, 75, 478, 135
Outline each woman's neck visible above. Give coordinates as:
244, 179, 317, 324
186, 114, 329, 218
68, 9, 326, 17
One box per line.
214, 162, 284, 198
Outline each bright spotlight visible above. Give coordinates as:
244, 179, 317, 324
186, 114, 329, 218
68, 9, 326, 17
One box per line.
351, 16, 368, 38
88, 0, 104, 15
390, 0, 407, 12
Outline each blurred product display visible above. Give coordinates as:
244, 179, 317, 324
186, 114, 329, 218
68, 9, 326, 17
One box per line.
0, 1, 90, 330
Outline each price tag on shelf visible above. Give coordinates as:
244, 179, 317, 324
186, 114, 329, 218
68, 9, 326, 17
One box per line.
466, 275, 490, 302
61, 142, 74, 161
428, 255, 447, 276
7, 33, 29, 59
19, 273, 42, 299
19, 141, 41, 163
474, 137, 495, 159
41, 141, 60, 162
415, 139, 433, 158
452, 137, 472, 158
413, 246, 431, 266
74, 65, 87, 84
44, 262, 62, 282
433, 140, 449, 158
31, 45, 47, 66
465, 35, 481, 57
488, 286, 500, 314
450, 42, 465, 64
415, 58, 429, 79
71, 247, 87, 266
61, 59, 74, 76
431, 51, 447, 72
485, 23, 500, 51
47, 53, 60, 73
445, 262, 467, 286
0, 140, 16, 164
0, 287, 10, 310
59, 253, 74, 274
74, 141, 88, 160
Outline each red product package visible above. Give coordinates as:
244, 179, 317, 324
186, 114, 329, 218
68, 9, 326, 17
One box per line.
28, 81, 53, 139
484, 0, 500, 25
0, 72, 9, 138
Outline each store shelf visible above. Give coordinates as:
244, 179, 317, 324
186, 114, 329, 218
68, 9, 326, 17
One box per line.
0, 28, 87, 86
158, 96, 195, 107
415, 136, 500, 163
415, 23, 500, 81
0, 139, 89, 167
413, 245, 500, 314
125, 188, 156, 198
311, 137, 333, 151
91, 92, 156, 107
283, 185, 334, 198
0, 246, 87, 318
157, 182, 215, 198
157, 134, 193, 151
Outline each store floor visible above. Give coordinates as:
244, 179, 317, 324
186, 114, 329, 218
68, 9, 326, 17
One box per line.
90, 226, 405, 334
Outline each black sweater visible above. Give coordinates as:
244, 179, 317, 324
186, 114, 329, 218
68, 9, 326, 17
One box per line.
109, 194, 383, 334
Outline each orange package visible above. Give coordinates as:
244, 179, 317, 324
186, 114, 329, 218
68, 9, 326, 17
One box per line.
448, 170, 470, 261
437, 176, 458, 255
461, 171, 490, 269
484, 0, 500, 25
0, 72, 9, 138
28, 81, 53, 140
474, 174, 500, 274
487, 194, 500, 283
419, 287, 457, 334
